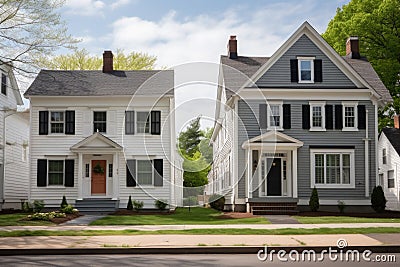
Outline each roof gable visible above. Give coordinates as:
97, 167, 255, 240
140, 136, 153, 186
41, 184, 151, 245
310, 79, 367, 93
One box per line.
381, 128, 400, 157
71, 132, 122, 152
242, 131, 303, 149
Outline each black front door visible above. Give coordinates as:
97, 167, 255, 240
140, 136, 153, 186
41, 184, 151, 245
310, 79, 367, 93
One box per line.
267, 158, 282, 196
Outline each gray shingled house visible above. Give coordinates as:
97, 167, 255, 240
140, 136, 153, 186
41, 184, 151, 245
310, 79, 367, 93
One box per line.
208, 22, 392, 213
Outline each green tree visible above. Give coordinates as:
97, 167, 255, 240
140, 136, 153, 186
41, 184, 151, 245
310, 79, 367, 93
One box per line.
37, 48, 157, 70
178, 116, 203, 157
198, 128, 213, 164
323, 0, 400, 130
0, 0, 77, 74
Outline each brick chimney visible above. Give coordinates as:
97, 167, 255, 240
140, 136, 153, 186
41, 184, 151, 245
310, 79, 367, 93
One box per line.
102, 50, 113, 73
346, 36, 360, 59
394, 115, 400, 129
227, 35, 238, 59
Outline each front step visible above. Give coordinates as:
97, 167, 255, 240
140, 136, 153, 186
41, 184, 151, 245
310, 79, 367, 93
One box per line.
75, 198, 119, 214
250, 201, 298, 215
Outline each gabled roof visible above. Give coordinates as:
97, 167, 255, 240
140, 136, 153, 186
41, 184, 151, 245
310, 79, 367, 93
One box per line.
220, 21, 392, 104
70, 132, 122, 152
25, 69, 174, 97
242, 131, 303, 149
0, 61, 23, 105
382, 128, 400, 157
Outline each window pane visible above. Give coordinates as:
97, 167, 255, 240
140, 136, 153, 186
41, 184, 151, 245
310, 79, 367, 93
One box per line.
137, 112, 150, 133
51, 112, 64, 122
49, 173, 63, 185
49, 160, 63, 172
388, 170, 395, 188
94, 122, 106, 132
342, 154, 350, 167
51, 123, 64, 133
94, 112, 106, 122
342, 167, 350, 184
93, 112, 107, 133
48, 160, 63, 186
344, 107, 355, 127
300, 60, 312, 81
326, 154, 340, 184
269, 105, 280, 127
300, 60, 311, 70
315, 154, 324, 184
137, 160, 152, 185
312, 106, 322, 127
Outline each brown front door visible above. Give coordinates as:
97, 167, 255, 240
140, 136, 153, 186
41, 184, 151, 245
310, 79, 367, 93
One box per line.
91, 160, 106, 194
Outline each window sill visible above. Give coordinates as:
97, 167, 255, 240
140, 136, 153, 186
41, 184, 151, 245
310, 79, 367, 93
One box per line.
298, 80, 314, 84
267, 127, 283, 131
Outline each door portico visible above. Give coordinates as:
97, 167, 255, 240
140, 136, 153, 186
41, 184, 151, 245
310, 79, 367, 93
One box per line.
71, 132, 123, 200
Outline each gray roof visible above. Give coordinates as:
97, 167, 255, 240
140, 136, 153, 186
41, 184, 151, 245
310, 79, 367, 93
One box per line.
220, 55, 392, 103
343, 57, 392, 103
382, 128, 400, 156
220, 55, 269, 99
25, 69, 174, 97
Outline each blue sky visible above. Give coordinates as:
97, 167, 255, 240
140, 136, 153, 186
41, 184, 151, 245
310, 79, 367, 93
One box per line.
57, 0, 351, 130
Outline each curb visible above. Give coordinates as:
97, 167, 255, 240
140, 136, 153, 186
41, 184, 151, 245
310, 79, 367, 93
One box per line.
0, 245, 399, 255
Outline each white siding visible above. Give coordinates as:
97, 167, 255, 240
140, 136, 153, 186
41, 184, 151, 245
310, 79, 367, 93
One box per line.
378, 133, 400, 211
28, 96, 179, 208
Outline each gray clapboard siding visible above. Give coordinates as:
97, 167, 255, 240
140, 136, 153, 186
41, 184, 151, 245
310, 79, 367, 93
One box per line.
237, 99, 376, 200
255, 34, 357, 89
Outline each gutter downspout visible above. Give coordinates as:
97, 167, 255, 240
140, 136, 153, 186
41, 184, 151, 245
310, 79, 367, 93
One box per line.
364, 109, 369, 198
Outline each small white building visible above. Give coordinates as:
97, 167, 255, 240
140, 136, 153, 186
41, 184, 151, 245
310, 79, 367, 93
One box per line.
378, 115, 400, 211
0, 62, 27, 210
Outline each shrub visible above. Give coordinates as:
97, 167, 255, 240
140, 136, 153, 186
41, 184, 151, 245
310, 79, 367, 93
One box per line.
133, 200, 144, 211
61, 204, 76, 214
183, 196, 198, 206
22, 201, 33, 213
27, 212, 66, 221
337, 200, 346, 213
154, 199, 168, 210
61, 196, 68, 209
309, 187, 319, 212
127, 196, 133, 210
371, 186, 387, 213
209, 194, 225, 211
33, 200, 45, 213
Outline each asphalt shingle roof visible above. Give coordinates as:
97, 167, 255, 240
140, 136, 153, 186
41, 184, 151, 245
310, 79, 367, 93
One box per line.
382, 128, 400, 157
24, 69, 174, 97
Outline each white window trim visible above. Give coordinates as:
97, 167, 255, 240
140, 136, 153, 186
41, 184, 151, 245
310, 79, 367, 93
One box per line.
310, 149, 355, 189
342, 101, 358, 131
136, 159, 154, 187
387, 169, 395, 189
49, 110, 65, 135
267, 101, 283, 131
297, 56, 315, 84
135, 110, 152, 135
309, 101, 326, 131
47, 159, 65, 187
93, 111, 107, 133
382, 148, 387, 165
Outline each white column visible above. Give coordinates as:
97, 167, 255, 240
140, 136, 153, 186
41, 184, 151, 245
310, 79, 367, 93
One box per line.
292, 149, 298, 198
112, 152, 119, 200
246, 148, 252, 199
77, 153, 83, 200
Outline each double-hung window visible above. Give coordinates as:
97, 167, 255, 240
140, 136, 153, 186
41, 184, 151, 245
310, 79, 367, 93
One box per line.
382, 148, 387, 165
267, 102, 283, 130
342, 102, 358, 131
298, 57, 314, 83
388, 170, 395, 188
137, 160, 153, 185
50, 111, 64, 133
48, 160, 64, 186
311, 149, 355, 188
309, 102, 325, 131
137, 112, 150, 134
93, 111, 107, 133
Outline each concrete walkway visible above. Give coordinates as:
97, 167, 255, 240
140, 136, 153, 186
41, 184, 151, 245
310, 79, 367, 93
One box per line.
0, 234, 391, 249
264, 215, 300, 224
60, 215, 106, 226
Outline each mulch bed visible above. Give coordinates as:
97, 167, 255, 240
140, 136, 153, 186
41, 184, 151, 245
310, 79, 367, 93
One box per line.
218, 212, 261, 219
0, 209, 22, 215
50, 213, 82, 224
112, 209, 175, 216
298, 211, 400, 218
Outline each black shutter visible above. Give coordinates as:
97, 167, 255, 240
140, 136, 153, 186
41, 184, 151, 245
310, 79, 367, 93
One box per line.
358, 105, 366, 129
151, 111, 161, 135
126, 160, 137, 187
283, 104, 291, 129
302, 105, 310, 129
314, 59, 322, 82
325, 105, 333, 130
125, 111, 135, 135
65, 110, 75, 135
259, 104, 268, 129
39, 111, 48, 135
290, 59, 298, 82
335, 105, 343, 130
1, 74, 7, 95
37, 159, 47, 187
153, 159, 163, 186
64, 160, 74, 187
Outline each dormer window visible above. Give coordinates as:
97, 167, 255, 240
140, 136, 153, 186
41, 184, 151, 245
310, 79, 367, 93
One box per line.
298, 57, 314, 83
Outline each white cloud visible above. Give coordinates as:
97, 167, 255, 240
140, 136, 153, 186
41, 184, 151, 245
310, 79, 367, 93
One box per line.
65, 0, 105, 16
111, 0, 132, 10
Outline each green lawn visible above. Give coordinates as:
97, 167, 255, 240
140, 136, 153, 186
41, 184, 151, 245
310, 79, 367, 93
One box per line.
91, 208, 270, 225
294, 216, 400, 224
0, 213, 54, 226
1, 227, 400, 237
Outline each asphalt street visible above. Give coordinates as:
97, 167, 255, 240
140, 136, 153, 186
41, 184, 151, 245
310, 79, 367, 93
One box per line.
0, 253, 398, 267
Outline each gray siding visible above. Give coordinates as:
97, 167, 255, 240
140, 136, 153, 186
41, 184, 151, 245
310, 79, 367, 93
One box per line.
255, 34, 357, 88
237, 99, 376, 200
